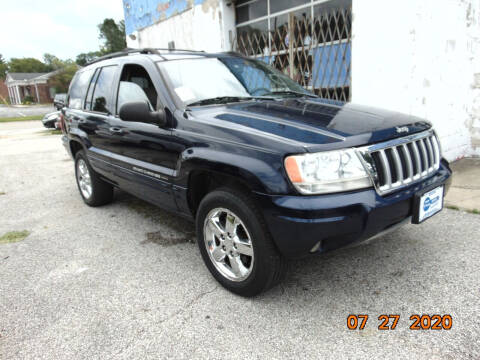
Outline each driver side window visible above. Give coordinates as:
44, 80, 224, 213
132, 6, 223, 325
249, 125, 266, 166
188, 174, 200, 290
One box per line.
116, 64, 159, 116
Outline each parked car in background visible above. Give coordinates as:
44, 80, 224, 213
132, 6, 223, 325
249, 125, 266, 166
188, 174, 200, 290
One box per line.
61, 48, 452, 296
53, 93, 67, 110
42, 111, 60, 129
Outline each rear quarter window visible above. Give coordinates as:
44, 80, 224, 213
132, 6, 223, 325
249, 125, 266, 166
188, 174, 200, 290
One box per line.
68, 69, 95, 109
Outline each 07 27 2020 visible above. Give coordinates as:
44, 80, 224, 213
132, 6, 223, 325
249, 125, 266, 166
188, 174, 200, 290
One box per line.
346, 314, 452, 330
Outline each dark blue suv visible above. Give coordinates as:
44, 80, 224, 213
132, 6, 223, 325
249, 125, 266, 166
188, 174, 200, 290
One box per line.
62, 49, 452, 296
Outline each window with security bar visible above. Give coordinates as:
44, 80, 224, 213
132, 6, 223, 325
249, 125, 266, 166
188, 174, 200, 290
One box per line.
234, 0, 352, 102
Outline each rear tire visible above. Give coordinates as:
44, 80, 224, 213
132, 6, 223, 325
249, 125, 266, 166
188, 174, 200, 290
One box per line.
196, 188, 287, 297
74, 151, 114, 207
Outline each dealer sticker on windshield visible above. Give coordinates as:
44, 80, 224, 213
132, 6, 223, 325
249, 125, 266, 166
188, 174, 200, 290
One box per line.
417, 186, 444, 223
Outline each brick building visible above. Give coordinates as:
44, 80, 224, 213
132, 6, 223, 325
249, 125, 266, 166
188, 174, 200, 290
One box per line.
0, 80, 8, 103
5, 71, 57, 104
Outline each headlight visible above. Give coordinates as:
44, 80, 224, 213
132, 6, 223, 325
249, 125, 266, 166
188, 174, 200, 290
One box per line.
284, 149, 372, 194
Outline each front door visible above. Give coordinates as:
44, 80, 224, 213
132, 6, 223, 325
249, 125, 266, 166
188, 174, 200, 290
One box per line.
103, 62, 180, 211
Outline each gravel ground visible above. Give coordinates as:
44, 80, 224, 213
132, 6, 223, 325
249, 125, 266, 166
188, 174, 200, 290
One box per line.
0, 104, 53, 118
0, 122, 479, 359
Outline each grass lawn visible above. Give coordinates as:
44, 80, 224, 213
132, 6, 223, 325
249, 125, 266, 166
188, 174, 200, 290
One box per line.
0, 230, 30, 244
41, 129, 62, 135
0, 115, 43, 123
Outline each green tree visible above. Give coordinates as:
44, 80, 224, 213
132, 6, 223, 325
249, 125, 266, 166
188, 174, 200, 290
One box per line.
98, 19, 127, 54
43, 53, 74, 70
48, 64, 79, 93
0, 54, 8, 79
75, 51, 102, 66
74, 18, 127, 66
8, 58, 51, 73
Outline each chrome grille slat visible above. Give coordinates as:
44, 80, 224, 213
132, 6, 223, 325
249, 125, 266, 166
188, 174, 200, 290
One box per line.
425, 137, 435, 170
411, 141, 421, 178
431, 135, 440, 168
401, 144, 413, 182
418, 140, 429, 175
391, 147, 403, 185
378, 149, 392, 189
357, 130, 441, 196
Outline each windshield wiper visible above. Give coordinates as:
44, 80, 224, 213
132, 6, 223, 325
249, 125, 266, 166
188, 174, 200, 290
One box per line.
262, 90, 317, 98
187, 96, 258, 107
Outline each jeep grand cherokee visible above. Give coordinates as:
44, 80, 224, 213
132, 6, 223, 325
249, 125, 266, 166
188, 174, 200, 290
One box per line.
61, 48, 452, 296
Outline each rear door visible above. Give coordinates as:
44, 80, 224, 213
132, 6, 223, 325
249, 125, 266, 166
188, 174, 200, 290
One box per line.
79, 65, 123, 180
83, 65, 119, 152
64, 67, 96, 141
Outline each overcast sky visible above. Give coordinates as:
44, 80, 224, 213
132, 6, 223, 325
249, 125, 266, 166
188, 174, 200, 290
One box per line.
0, 0, 125, 62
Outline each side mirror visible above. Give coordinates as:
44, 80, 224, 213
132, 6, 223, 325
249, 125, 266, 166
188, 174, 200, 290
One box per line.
119, 101, 166, 126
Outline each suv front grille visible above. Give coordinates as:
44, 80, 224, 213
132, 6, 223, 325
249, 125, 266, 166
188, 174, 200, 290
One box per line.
358, 130, 440, 195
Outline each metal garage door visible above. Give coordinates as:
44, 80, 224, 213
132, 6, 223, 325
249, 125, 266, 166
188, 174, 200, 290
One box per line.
234, 0, 352, 102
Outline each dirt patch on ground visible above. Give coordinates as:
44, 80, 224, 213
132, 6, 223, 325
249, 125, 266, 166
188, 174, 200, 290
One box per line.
122, 195, 196, 246
142, 230, 195, 246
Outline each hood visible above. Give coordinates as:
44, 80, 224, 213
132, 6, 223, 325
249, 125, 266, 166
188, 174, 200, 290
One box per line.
189, 98, 432, 152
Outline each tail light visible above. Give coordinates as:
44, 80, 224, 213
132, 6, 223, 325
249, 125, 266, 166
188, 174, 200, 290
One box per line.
58, 113, 65, 132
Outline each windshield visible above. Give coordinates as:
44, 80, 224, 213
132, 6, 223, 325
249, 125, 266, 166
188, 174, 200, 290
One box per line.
157, 57, 314, 106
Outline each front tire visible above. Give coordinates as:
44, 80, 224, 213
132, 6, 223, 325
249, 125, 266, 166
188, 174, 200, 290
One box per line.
74, 151, 114, 207
196, 188, 287, 297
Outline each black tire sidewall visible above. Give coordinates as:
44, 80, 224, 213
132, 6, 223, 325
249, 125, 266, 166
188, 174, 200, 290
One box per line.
74, 150, 113, 207
75, 151, 94, 205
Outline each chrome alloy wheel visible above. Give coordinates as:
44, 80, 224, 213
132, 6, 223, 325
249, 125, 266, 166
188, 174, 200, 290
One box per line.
203, 208, 254, 282
76, 159, 92, 199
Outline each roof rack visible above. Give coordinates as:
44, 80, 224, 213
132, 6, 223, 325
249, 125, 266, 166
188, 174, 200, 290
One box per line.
153, 48, 205, 53
86, 47, 205, 66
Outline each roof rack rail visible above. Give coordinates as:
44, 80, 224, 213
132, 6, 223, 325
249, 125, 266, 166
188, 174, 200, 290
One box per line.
85, 47, 205, 66
152, 48, 205, 53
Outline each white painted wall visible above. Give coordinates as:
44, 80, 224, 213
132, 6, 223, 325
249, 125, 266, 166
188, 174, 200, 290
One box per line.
126, 0, 236, 53
352, 0, 480, 160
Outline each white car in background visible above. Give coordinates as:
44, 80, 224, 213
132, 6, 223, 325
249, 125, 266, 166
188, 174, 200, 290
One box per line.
42, 111, 60, 129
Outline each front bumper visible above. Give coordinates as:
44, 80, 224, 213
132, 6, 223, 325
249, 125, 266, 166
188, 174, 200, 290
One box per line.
254, 160, 452, 259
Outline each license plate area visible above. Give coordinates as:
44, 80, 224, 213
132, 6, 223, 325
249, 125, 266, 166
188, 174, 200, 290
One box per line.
412, 185, 444, 224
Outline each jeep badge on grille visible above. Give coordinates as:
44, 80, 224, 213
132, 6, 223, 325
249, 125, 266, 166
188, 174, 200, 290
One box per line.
396, 126, 409, 134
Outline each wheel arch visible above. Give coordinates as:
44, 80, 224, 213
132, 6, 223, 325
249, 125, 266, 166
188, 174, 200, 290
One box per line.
181, 151, 290, 217
69, 138, 85, 158
187, 169, 256, 217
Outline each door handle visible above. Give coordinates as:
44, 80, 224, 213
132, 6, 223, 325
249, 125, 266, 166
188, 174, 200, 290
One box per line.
109, 127, 124, 135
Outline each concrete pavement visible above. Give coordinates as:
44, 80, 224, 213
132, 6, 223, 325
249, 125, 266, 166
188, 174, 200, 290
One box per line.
0, 104, 53, 118
0, 122, 479, 359
445, 158, 480, 212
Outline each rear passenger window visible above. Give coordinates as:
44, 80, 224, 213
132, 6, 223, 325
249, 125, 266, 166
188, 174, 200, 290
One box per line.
68, 69, 94, 109
84, 68, 100, 111
91, 66, 117, 114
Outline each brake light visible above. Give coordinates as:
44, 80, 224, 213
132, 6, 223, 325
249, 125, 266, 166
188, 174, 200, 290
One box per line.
59, 114, 65, 132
